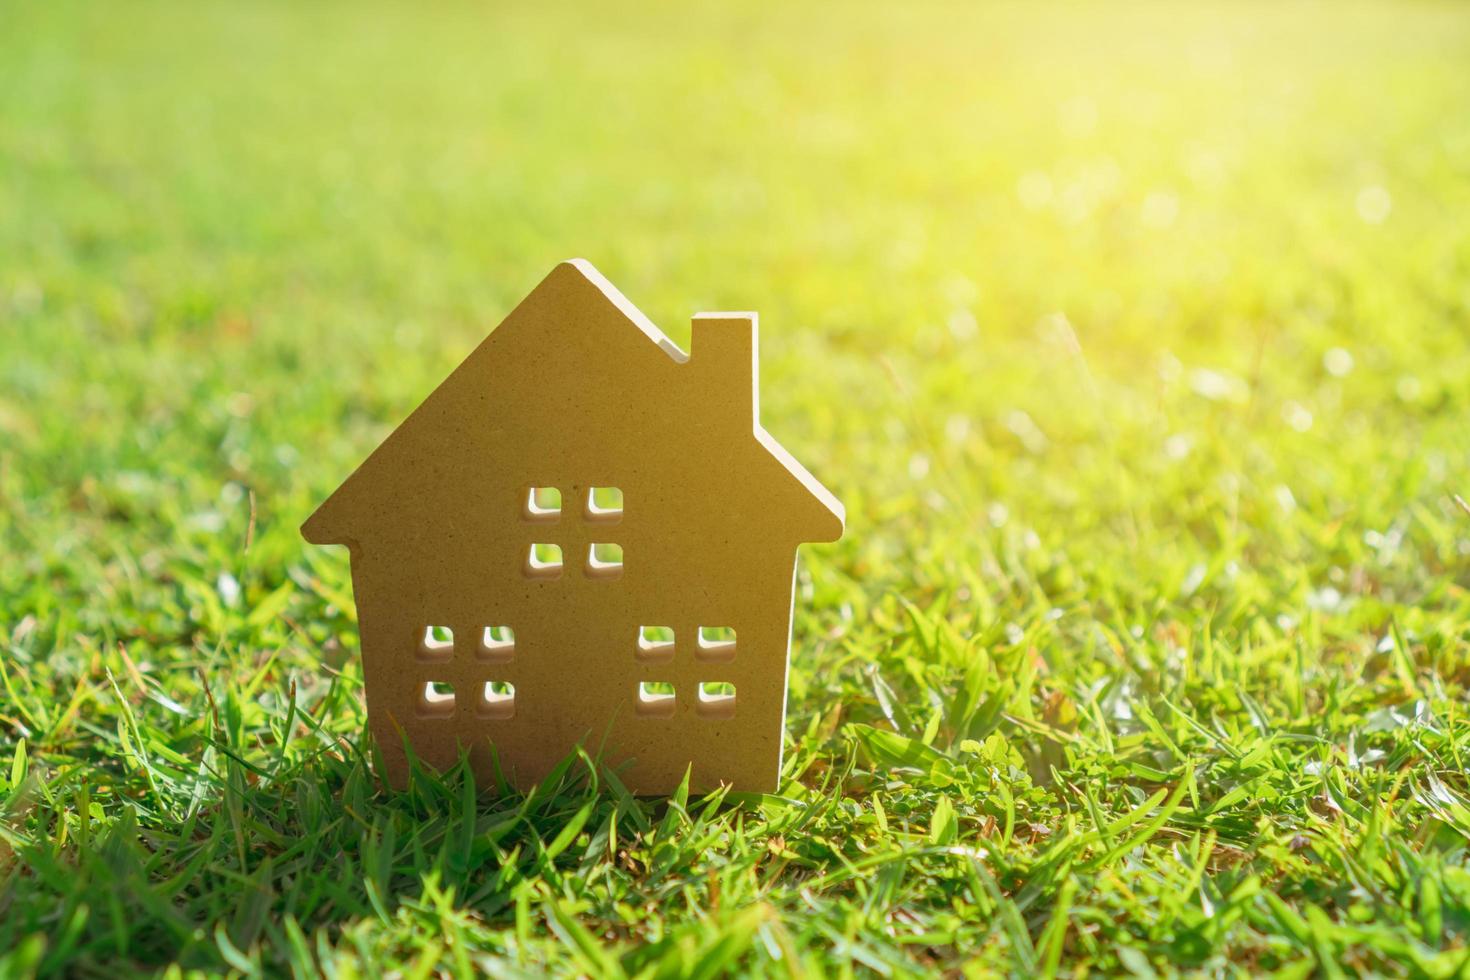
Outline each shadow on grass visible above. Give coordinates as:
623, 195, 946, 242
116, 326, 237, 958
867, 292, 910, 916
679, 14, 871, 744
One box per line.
0, 728, 787, 976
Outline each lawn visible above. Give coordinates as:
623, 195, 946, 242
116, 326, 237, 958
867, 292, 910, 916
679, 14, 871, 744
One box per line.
3, 0, 1470, 974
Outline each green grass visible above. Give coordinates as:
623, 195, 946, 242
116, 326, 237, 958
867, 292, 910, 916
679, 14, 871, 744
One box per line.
4, 0, 1470, 974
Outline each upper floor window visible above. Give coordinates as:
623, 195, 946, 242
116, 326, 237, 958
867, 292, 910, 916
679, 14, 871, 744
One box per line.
585, 486, 624, 522
523, 486, 562, 522
525, 542, 564, 578
520, 486, 624, 580
586, 542, 624, 578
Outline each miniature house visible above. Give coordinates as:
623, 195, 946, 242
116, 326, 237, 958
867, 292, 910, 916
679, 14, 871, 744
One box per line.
302, 260, 844, 794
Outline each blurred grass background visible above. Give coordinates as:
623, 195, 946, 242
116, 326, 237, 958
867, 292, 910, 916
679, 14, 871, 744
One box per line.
4, 0, 1470, 974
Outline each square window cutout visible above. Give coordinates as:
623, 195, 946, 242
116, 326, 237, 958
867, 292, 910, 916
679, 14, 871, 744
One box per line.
587, 542, 623, 578
525, 543, 563, 578
696, 626, 736, 662
419, 626, 454, 661
480, 681, 515, 719
636, 626, 674, 663
696, 682, 736, 719
636, 681, 676, 717
585, 486, 624, 522
479, 626, 515, 662
419, 681, 456, 718
523, 486, 561, 522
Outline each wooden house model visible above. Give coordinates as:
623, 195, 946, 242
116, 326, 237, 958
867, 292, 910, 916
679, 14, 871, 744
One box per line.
302, 260, 844, 794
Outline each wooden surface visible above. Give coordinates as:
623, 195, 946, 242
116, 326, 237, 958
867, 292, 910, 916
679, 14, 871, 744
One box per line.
303, 260, 844, 793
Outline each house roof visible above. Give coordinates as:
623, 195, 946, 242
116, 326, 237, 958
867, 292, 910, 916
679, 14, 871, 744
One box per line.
301, 259, 844, 548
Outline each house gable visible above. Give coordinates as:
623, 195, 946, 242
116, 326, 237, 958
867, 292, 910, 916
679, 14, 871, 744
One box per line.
301, 260, 844, 552
301, 259, 845, 794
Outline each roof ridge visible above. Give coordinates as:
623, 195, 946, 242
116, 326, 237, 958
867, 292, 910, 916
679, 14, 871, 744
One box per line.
561, 259, 689, 364
302, 260, 843, 546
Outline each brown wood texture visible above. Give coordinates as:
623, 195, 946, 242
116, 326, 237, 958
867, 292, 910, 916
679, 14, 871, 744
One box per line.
303, 260, 844, 793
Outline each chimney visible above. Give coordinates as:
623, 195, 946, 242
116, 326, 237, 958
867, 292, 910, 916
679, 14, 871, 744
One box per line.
691, 312, 759, 424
